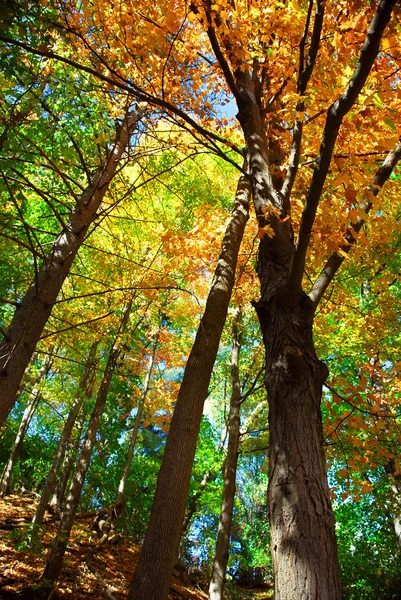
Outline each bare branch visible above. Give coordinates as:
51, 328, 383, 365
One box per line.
281, 0, 325, 204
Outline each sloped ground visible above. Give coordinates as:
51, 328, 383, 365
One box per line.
0, 495, 272, 600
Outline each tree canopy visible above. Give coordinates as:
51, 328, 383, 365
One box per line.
0, 1, 401, 599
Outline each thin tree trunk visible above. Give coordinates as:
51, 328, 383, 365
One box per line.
49, 432, 81, 512
208, 307, 242, 600
0, 349, 53, 497
0, 108, 143, 426
385, 460, 401, 547
32, 340, 99, 528
116, 326, 159, 506
38, 302, 132, 595
182, 470, 214, 537
128, 172, 251, 600
50, 351, 99, 513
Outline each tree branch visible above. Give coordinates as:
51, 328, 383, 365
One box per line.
288, 0, 396, 292
281, 0, 325, 204
309, 138, 401, 306
0, 36, 243, 157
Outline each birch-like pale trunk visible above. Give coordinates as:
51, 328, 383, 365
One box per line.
38, 302, 132, 594
208, 307, 242, 600
116, 327, 159, 506
128, 172, 251, 600
0, 108, 143, 426
0, 349, 53, 497
49, 432, 81, 512
32, 340, 99, 528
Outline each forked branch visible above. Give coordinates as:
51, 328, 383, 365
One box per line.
281, 0, 325, 204
288, 0, 397, 292
308, 138, 401, 307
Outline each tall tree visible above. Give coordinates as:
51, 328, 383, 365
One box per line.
31, 339, 99, 529
0, 348, 53, 496
128, 172, 251, 599
0, 103, 143, 425
2, 1, 401, 597
208, 306, 243, 600
38, 301, 133, 595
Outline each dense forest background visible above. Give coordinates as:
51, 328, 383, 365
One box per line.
1, 0, 401, 599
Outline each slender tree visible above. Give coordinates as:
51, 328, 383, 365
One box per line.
0, 108, 143, 426
128, 172, 251, 599
116, 325, 160, 506
208, 306, 242, 600
31, 340, 99, 529
0, 349, 53, 496
38, 301, 132, 595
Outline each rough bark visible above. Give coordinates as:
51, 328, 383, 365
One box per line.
0, 349, 53, 497
32, 340, 99, 528
255, 287, 341, 600
128, 172, 251, 600
208, 307, 242, 600
0, 108, 143, 426
38, 302, 132, 593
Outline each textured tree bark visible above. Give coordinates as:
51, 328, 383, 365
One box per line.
0, 108, 143, 426
32, 340, 99, 528
0, 349, 53, 497
128, 172, 251, 600
255, 283, 341, 600
38, 302, 132, 594
208, 307, 242, 600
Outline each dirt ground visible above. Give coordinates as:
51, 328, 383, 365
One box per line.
0, 494, 272, 600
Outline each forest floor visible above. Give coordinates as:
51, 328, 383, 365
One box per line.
0, 494, 273, 600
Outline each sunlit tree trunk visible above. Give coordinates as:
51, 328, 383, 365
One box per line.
385, 460, 401, 547
128, 172, 251, 600
208, 307, 242, 600
32, 340, 99, 528
0, 349, 53, 497
116, 326, 159, 506
38, 302, 132, 595
0, 108, 143, 426
254, 277, 341, 599
50, 426, 84, 513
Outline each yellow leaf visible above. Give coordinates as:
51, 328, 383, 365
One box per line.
333, 31, 341, 51
383, 136, 400, 150
258, 225, 276, 239
337, 248, 348, 259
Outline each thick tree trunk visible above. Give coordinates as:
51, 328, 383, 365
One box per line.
32, 340, 99, 528
233, 59, 342, 599
0, 108, 142, 426
0, 349, 53, 497
255, 285, 341, 600
128, 172, 251, 600
208, 307, 242, 600
38, 302, 132, 594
